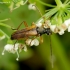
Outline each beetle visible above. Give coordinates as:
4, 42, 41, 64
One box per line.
11, 20, 53, 67
11, 21, 52, 41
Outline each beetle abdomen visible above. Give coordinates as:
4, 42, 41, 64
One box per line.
11, 28, 37, 40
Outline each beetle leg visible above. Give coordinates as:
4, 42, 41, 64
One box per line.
23, 21, 28, 27
16, 21, 28, 30
11, 21, 28, 30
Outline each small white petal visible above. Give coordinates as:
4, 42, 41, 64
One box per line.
30, 39, 39, 46
58, 29, 64, 35
30, 40, 35, 46
26, 39, 32, 45
61, 23, 67, 30
23, 44, 27, 52
16, 58, 19, 61
2, 52, 4, 55
36, 19, 43, 27
50, 25, 56, 32
4, 44, 14, 51
68, 26, 70, 32
36, 22, 42, 27
28, 4, 36, 10
16, 51, 19, 61
24, 46, 27, 52
64, 19, 70, 27
2, 48, 5, 55
15, 43, 20, 50
33, 39, 39, 46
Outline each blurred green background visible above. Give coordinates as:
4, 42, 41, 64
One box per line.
0, 0, 70, 70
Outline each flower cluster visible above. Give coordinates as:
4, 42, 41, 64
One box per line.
2, 43, 27, 61
2, 38, 39, 60
36, 18, 70, 35
50, 19, 70, 35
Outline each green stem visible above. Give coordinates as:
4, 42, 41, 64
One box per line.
36, 7, 58, 24
0, 23, 11, 29
36, 0, 55, 7
0, 18, 9, 22
64, 0, 69, 4
55, 0, 63, 7
52, 35, 70, 70
0, 29, 10, 39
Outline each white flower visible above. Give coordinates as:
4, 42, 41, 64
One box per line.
28, 4, 36, 10
30, 39, 39, 46
2, 43, 20, 61
2, 43, 28, 61
3, 43, 19, 53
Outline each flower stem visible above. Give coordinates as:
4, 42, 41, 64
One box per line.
0, 29, 10, 39
55, 0, 63, 7
0, 23, 11, 29
36, 0, 55, 7
64, 0, 69, 4
0, 18, 9, 22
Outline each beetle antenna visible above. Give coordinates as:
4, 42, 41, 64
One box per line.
49, 35, 53, 68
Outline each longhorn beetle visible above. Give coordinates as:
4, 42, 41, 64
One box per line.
11, 4, 53, 67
